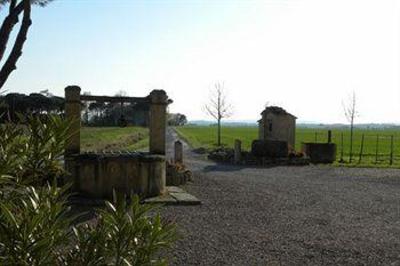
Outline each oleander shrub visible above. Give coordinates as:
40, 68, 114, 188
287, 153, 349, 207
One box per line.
0, 115, 176, 265
0, 114, 70, 185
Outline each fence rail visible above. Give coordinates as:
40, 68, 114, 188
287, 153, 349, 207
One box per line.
299, 131, 400, 165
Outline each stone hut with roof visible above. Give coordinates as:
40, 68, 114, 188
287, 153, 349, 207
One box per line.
258, 106, 297, 149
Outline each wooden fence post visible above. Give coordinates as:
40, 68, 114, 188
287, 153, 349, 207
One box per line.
390, 135, 394, 165
375, 134, 379, 164
358, 134, 364, 164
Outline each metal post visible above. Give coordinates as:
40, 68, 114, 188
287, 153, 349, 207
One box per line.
390, 135, 394, 165
358, 134, 364, 164
327, 130, 332, 143
375, 134, 379, 164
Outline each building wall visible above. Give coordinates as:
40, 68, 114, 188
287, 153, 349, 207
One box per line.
259, 112, 296, 149
258, 120, 265, 140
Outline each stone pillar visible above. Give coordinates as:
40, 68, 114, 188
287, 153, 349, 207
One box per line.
65, 86, 81, 156
147, 155, 166, 196
327, 130, 332, 143
149, 90, 169, 155
234, 139, 242, 164
174, 140, 183, 163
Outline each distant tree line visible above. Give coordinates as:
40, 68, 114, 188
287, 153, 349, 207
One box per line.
1, 92, 188, 127
168, 113, 187, 126
83, 101, 150, 127
83, 102, 188, 127
0, 92, 64, 122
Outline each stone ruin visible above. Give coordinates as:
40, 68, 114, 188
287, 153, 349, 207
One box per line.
64, 86, 172, 198
207, 105, 337, 166
253, 106, 297, 158
207, 106, 303, 165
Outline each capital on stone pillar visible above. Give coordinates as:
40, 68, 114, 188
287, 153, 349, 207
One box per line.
65, 85, 81, 156
149, 90, 170, 155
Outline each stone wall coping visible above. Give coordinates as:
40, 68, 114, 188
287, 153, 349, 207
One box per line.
70, 152, 166, 162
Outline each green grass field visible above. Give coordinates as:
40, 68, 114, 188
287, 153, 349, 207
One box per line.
175, 125, 400, 167
81, 126, 149, 152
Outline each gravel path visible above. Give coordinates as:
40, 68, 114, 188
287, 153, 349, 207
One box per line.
162, 129, 400, 265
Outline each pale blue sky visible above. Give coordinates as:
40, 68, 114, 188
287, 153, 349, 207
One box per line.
2, 0, 400, 123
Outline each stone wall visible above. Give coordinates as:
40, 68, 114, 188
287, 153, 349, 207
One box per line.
70, 152, 166, 198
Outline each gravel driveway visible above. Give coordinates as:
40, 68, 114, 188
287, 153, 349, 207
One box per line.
162, 129, 400, 265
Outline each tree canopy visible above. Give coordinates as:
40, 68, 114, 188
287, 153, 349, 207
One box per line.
0, 92, 64, 121
0, 0, 54, 90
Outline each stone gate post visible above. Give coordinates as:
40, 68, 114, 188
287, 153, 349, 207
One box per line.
174, 140, 183, 163
65, 85, 81, 156
149, 90, 169, 155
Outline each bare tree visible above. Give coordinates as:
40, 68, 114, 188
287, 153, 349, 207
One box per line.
342, 91, 358, 163
204, 82, 233, 146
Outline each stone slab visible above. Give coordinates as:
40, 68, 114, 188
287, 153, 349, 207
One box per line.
167, 186, 185, 193
144, 186, 201, 205
169, 192, 201, 205
143, 194, 177, 204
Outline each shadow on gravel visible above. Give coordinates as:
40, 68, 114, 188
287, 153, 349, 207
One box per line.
202, 161, 292, 173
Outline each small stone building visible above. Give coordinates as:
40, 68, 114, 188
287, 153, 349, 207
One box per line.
258, 106, 297, 149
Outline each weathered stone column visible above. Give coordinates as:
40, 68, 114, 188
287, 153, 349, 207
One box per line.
65, 85, 81, 156
234, 139, 242, 164
174, 140, 183, 163
149, 90, 169, 155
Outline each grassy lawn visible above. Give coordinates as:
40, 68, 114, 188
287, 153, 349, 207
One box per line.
81, 126, 149, 152
175, 125, 400, 167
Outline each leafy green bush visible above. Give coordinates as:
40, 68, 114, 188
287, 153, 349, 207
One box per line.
0, 182, 72, 265
0, 115, 70, 185
65, 195, 176, 265
0, 115, 176, 265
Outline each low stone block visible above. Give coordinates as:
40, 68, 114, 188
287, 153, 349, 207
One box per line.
251, 140, 288, 158
302, 142, 336, 164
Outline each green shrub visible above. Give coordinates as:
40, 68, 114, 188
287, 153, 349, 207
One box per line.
65, 195, 176, 266
0, 115, 176, 265
0, 182, 72, 265
0, 115, 70, 185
